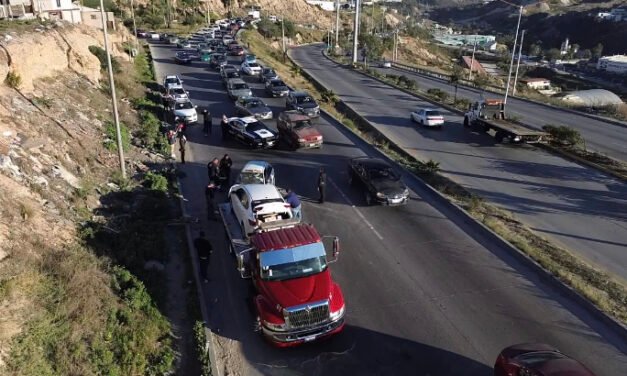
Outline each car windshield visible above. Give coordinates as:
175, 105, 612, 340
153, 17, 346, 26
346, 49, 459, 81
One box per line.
271, 81, 286, 87
175, 102, 193, 110
215, 55, 225, 61
247, 100, 265, 108
264, 69, 275, 75
248, 63, 259, 68
293, 120, 312, 130
227, 71, 239, 78
233, 83, 248, 90
296, 95, 313, 104
368, 167, 399, 181
240, 171, 265, 184
259, 243, 328, 281
165, 78, 178, 84
516, 351, 567, 366
171, 89, 185, 95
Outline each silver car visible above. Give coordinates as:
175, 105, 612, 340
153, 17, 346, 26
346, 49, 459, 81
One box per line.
235, 96, 273, 120
226, 78, 252, 100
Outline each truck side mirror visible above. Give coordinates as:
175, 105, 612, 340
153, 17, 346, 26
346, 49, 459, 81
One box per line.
237, 250, 252, 279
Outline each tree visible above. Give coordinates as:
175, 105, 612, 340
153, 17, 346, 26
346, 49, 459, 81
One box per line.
529, 43, 542, 57
580, 49, 592, 60
592, 43, 604, 58
545, 48, 561, 62
473, 74, 489, 91
449, 65, 463, 102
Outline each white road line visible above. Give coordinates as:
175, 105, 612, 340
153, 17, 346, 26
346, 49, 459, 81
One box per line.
328, 177, 384, 241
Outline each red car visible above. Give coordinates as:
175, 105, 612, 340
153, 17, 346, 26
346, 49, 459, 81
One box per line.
229, 45, 244, 56
494, 343, 596, 376
277, 111, 323, 149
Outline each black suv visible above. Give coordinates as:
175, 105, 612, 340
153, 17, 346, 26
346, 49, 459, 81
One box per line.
285, 91, 320, 118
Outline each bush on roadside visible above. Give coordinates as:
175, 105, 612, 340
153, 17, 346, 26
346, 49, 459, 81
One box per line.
143, 171, 169, 193
543, 124, 585, 148
89, 45, 121, 74
427, 88, 449, 102
104, 120, 131, 152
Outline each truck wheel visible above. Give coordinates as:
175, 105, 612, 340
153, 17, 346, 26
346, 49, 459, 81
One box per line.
481, 124, 490, 133
463, 117, 470, 128
495, 131, 505, 143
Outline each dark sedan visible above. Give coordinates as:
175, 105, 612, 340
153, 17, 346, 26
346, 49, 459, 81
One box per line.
348, 157, 409, 206
258, 67, 279, 83
494, 343, 596, 376
221, 116, 278, 148
209, 54, 227, 69
234, 96, 273, 120
265, 79, 289, 97
174, 51, 193, 65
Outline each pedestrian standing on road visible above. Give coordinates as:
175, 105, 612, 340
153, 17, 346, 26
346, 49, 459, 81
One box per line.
175, 118, 187, 138
193, 231, 213, 283
317, 167, 326, 204
205, 182, 218, 220
207, 158, 221, 185
178, 135, 187, 164
219, 154, 233, 188
166, 128, 177, 159
285, 188, 302, 221
202, 109, 212, 136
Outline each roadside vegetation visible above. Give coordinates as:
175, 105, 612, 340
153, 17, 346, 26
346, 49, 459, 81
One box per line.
241, 27, 627, 326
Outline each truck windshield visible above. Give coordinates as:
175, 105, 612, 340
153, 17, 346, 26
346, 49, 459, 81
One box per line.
259, 243, 327, 281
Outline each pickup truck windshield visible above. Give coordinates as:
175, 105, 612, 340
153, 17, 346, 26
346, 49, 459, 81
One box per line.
259, 243, 327, 281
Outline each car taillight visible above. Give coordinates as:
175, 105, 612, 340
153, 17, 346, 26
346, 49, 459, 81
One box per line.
316, 136, 323, 141
298, 138, 305, 143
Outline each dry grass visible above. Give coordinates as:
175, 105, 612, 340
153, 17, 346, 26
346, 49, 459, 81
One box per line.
243, 28, 627, 326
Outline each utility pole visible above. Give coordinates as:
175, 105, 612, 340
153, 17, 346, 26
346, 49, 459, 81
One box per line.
512, 29, 526, 96
99, 0, 126, 178
335, 0, 340, 49
281, 15, 286, 59
468, 38, 478, 80
504, 5, 523, 105
129, 0, 138, 52
352, 0, 360, 64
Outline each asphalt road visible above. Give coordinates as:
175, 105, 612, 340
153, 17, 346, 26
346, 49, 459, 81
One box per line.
290, 44, 627, 282
382, 62, 627, 162
149, 40, 627, 376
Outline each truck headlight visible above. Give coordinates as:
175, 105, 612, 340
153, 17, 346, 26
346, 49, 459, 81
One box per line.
263, 320, 287, 332
376, 192, 385, 199
403, 188, 409, 196
330, 306, 345, 321
297, 106, 304, 111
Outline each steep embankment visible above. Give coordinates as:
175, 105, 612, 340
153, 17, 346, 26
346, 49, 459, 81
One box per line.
0, 22, 175, 374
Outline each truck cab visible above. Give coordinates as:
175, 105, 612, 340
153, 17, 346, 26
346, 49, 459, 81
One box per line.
235, 224, 345, 346
465, 99, 506, 123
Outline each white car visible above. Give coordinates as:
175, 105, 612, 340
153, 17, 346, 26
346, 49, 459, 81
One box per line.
172, 99, 198, 123
241, 61, 262, 75
163, 75, 183, 91
167, 87, 188, 101
229, 184, 293, 236
237, 161, 275, 185
380, 61, 392, 68
410, 108, 445, 128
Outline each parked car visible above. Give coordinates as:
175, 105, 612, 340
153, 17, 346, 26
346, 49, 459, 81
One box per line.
163, 75, 183, 91
174, 51, 193, 65
168, 35, 180, 44
196, 43, 208, 52
226, 78, 253, 100
347, 157, 409, 206
210, 54, 228, 69
167, 87, 189, 101
265, 79, 289, 97
235, 96, 273, 120
172, 99, 198, 124
494, 343, 596, 376
243, 54, 257, 64
236, 161, 275, 185
410, 108, 444, 128
221, 116, 278, 148
230, 45, 244, 56
241, 61, 262, 75
200, 50, 213, 62
277, 111, 323, 149
176, 39, 191, 49
221, 68, 240, 86
286, 91, 320, 118
258, 67, 279, 83
228, 184, 293, 236
136, 29, 148, 38
380, 61, 392, 68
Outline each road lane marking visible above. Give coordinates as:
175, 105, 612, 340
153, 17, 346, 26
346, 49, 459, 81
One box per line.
328, 177, 384, 241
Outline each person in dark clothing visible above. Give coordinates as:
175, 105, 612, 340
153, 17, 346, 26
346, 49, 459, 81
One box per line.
205, 182, 218, 220
202, 109, 212, 136
220, 114, 229, 139
193, 231, 213, 282
178, 135, 187, 164
318, 167, 326, 203
207, 158, 220, 185
285, 188, 302, 220
219, 154, 233, 188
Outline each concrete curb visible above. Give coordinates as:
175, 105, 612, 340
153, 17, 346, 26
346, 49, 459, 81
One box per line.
287, 48, 627, 342
322, 51, 627, 183
149, 43, 220, 376
390, 61, 627, 130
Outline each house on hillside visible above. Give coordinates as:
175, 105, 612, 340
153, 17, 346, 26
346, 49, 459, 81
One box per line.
521, 78, 551, 90
80, 5, 115, 30
0, 0, 81, 23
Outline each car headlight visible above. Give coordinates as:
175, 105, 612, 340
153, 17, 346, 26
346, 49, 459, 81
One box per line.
296, 106, 304, 111
403, 188, 409, 196
298, 138, 306, 143
376, 192, 385, 199
316, 136, 323, 141
263, 320, 287, 332
330, 306, 345, 321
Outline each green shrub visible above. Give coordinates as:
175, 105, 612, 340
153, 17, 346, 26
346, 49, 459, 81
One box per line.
104, 120, 131, 152
543, 124, 585, 148
454, 98, 471, 110
89, 45, 121, 74
4, 70, 22, 89
194, 321, 212, 376
138, 110, 168, 154
143, 171, 169, 192
427, 88, 449, 102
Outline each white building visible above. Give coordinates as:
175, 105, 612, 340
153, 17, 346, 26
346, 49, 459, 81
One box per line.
522, 78, 551, 90
306, 1, 336, 11
0, 0, 81, 23
597, 55, 627, 74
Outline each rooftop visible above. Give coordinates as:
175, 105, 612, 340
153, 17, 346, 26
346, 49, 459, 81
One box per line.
253, 224, 321, 251
600, 55, 627, 62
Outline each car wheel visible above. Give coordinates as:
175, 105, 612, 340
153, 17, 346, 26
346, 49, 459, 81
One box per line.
348, 171, 355, 186
463, 117, 470, 128
420, 119, 424, 126
365, 191, 373, 206
495, 131, 505, 143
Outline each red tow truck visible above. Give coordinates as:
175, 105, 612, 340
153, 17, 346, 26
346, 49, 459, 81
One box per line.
219, 203, 346, 347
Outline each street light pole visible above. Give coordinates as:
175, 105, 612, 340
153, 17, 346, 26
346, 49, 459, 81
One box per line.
99, 0, 126, 178
468, 38, 478, 80
129, 0, 138, 51
281, 16, 286, 55
512, 29, 526, 96
504, 5, 523, 105
352, 0, 360, 64
335, 0, 340, 49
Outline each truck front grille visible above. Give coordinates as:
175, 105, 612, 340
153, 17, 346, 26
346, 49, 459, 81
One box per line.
286, 300, 329, 329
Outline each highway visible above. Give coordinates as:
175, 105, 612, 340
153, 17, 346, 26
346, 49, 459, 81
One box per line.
383, 61, 627, 162
290, 44, 627, 282
149, 40, 627, 375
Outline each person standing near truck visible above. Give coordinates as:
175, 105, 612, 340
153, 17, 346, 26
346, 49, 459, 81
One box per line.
317, 167, 326, 204
285, 188, 302, 220
178, 134, 187, 164
193, 231, 213, 283
219, 154, 233, 188
202, 109, 212, 136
